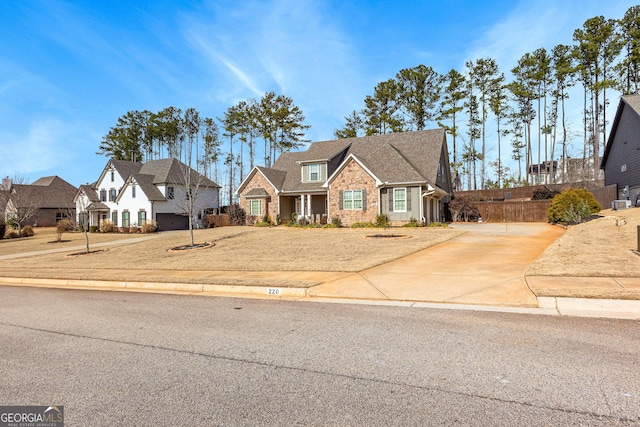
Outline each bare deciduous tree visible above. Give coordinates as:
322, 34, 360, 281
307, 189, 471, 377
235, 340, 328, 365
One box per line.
5, 176, 41, 236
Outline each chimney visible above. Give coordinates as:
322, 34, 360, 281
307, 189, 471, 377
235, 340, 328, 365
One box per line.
1, 177, 11, 191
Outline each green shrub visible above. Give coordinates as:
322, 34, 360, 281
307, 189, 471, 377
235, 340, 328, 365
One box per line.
532, 188, 560, 200
254, 221, 271, 227
548, 188, 601, 224
331, 216, 342, 227
6, 217, 17, 230
322, 223, 339, 228
350, 222, 375, 228
141, 220, 158, 233
375, 214, 390, 228
427, 221, 448, 228
21, 225, 34, 237
0, 218, 5, 239
402, 217, 422, 227
100, 219, 118, 233
89, 225, 99, 233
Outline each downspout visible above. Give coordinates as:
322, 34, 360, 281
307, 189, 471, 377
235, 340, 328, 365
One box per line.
419, 186, 425, 224
326, 185, 331, 219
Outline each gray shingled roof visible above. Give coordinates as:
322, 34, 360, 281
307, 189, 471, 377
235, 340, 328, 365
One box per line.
79, 184, 99, 202
255, 166, 286, 190
86, 202, 109, 211
244, 188, 272, 198
10, 176, 78, 209
131, 173, 165, 201
111, 159, 143, 179
139, 158, 220, 188
260, 129, 447, 193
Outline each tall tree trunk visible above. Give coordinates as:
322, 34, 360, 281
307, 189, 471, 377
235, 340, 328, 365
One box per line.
561, 93, 567, 183
593, 75, 600, 180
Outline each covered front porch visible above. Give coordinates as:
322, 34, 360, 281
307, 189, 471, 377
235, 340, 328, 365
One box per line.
422, 184, 449, 224
279, 192, 327, 224
79, 202, 109, 229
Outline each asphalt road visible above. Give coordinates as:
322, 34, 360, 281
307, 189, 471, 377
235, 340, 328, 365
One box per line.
0, 286, 639, 426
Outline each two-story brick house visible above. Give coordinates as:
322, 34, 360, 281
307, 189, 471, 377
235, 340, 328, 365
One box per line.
237, 129, 453, 226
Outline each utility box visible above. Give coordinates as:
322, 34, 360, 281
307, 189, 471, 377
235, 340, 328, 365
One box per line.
612, 200, 632, 210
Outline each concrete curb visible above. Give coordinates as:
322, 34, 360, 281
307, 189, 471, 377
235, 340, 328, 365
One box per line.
1, 277, 639, 320
538, 296, 640, 320
0, 277, 308, 298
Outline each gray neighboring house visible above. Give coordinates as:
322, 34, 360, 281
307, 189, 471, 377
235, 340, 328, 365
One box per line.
237, 129, 453, 226
601, 95, 640, 203
4, 176, 77, 227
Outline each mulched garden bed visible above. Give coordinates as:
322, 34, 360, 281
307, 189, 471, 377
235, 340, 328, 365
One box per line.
168, 242, 215, 252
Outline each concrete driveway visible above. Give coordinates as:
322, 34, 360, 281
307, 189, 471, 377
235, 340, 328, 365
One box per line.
307, 223, 565, 307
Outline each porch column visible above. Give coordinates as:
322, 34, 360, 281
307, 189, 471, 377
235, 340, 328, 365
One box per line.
307, 194, 312, 220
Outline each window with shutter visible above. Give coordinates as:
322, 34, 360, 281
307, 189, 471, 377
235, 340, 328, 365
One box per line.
393, 188, 406, 212
342, 190, 364, 210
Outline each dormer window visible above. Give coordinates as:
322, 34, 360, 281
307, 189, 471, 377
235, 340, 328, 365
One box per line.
308, 163, 320, 181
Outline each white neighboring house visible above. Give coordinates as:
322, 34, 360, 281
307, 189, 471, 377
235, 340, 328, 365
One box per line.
75, 158, 220, 230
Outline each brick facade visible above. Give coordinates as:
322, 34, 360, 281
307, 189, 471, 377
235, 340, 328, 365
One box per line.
239, 171, 278, 224
328, 158, 378, 226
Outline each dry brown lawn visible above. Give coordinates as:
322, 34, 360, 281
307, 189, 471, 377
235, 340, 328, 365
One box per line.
3, 209, 638, 294
526, 207, 640, 277
0, 226, 464, 273
0, 227, 148, 256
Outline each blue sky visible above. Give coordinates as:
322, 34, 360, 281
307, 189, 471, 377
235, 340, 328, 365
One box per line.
0, 0, 636, 187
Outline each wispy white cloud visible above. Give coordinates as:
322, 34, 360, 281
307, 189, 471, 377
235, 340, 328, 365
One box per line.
186, 32, 263, 97
468, 0, 636, 72
181, 0, 364, 140
0, 119, 74, 179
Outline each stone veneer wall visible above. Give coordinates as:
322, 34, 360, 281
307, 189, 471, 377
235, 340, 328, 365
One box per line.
239, 172, 278, 223
328, 158, 378, 226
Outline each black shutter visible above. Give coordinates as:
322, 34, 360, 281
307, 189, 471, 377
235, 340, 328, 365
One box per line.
388, 188, 394, 212
406, 187, 412, 211
362, 190, 367, 211
339, 190, 343, 210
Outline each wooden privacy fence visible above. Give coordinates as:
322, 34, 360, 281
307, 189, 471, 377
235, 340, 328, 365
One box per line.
590, 184, 617, 209
204, 214, 230, 227
475, 200, 551, 223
